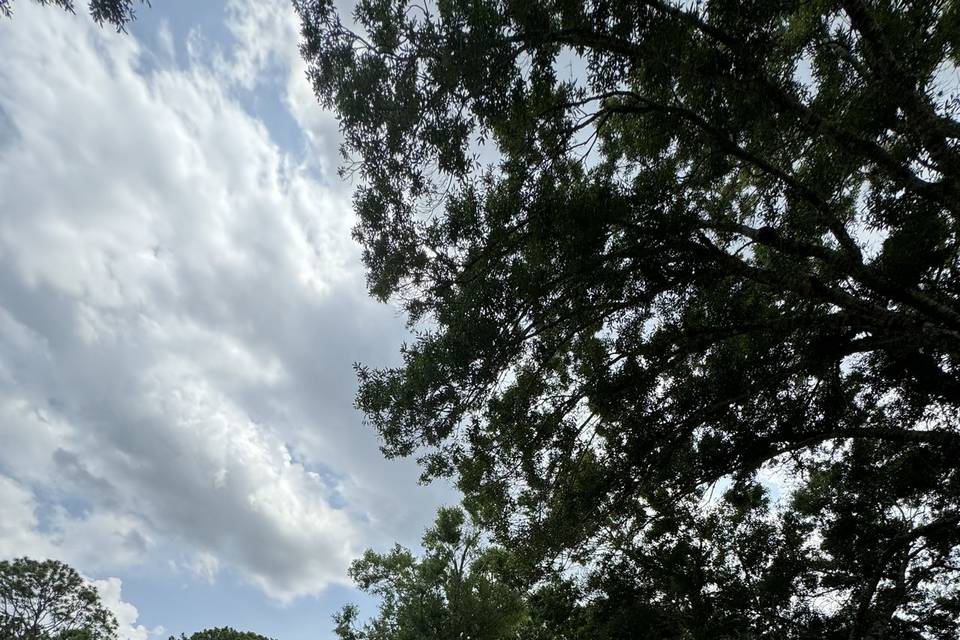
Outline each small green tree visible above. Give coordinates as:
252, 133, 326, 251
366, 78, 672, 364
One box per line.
169, 627, 275, 640
334, 508, 528, 640
0, 558, 117, 640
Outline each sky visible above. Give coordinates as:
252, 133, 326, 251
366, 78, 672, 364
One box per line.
0, 2, 454, 638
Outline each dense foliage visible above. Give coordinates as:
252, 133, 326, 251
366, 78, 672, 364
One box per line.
0, 558, 118, 640
169, 627, 275, 640
297, 0, 960, 637
334, 508, 527, 640
0, 0, 147, 29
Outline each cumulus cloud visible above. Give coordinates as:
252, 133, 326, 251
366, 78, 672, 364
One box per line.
92, 577, 165, 640
0, 0, 450, 602
0, 472, 149, 571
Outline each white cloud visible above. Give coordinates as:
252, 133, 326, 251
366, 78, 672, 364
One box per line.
220, 0, 297, 90
0, 476, 50, 560
91, 577, 156, 640
0, 1, 450, 603
185, 550, 221, 583
0, 474, 148, 573
221, 0, 344, 173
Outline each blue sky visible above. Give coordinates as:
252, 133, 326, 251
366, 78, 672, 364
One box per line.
0, 2, 453, 638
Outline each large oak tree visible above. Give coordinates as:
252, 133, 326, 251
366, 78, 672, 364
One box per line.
297, 0, 960, 637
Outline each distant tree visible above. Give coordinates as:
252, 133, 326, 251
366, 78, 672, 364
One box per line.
169, 627, 275, 640
0, 0, 148, 30
0, 557, 117, 640
298, 0, 960, 636
333, 508, 528, 640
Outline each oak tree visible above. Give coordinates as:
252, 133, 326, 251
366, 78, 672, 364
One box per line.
299, 0, 960, 636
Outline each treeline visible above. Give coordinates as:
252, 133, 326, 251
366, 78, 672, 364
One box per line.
0, 557, 273, 640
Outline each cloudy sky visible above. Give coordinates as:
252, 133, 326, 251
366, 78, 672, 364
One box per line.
0, 2, 453, 638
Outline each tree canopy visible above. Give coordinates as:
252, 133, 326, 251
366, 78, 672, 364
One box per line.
296, 0, 960, 636
169, 627, 275, 640
0, 558, 118, 640
334, 508, 528, 640
0, 0, 147, 29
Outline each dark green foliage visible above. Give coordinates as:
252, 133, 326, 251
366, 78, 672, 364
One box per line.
0, 557, 118, 640
297, 0, 960, 636
0, 0, 148, 30
169, 628, 275, 640
334, 508, 528, 640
